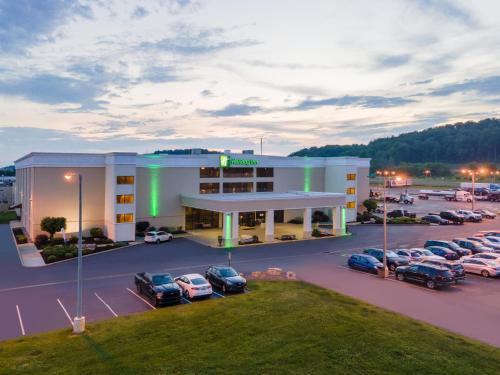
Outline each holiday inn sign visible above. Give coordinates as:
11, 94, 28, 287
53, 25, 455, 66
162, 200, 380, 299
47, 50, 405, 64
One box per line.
219, 155, 258, 167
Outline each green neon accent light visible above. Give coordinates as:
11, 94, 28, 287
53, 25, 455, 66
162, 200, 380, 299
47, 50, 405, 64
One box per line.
220, 154, 257, 167
341, 207, 346, 235
224, 213, 232, 248
148, 165, 160, 217
303, 158, 311, 192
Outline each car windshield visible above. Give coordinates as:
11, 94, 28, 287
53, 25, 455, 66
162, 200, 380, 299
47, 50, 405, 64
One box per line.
146, 232, 156, 236
191, 278, 207, 285
422, 250, 433, 256
152, 275, 173, 285
219, 267, 238, 277
386, 251, 398, 257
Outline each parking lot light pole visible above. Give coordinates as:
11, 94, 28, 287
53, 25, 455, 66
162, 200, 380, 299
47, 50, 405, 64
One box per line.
376, 170, 396, 278
461, 168, 487, 211
64, 173, 85, 333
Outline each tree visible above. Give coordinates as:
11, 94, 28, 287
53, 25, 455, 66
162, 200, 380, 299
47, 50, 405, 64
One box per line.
136, 221, 150, 233
363, 199, 378, 213
40, 217, 67, 240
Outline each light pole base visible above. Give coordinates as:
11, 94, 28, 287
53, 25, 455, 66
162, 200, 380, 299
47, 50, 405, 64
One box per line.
73, 316, 86, 333
377, 267, 389, 278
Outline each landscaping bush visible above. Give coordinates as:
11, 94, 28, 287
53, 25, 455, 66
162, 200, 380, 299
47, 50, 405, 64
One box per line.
158, 226, 170, 232
40, 217, 66, 239
147, 226, 157, 231
311, 228, 322, 237
288, 217, 303, 224
69, 236, 78, 244
89, 227, 104, 238
387, 217, 423, 225
357, 211, 373, 222
312, 210, 330, 223
35, 234, 49, 248
136, 221, 150, 233
363, 199, 378, 213
46, 255, 57, 263
49, 237, 65, 246
15, 234, 27, 244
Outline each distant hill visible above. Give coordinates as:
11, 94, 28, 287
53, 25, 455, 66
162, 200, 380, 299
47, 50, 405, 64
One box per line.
0, 165, 15, 176
290, 119, 500, 169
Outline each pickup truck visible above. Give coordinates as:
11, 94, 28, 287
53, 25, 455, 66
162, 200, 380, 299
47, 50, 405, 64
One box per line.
387, 209, 416, 218
134, 272, 182, 306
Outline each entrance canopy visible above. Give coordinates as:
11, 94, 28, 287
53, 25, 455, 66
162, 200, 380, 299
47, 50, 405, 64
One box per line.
181, 191, 346, 213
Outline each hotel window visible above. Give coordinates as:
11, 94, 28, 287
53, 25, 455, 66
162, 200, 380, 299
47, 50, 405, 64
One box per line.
116, 194, 134, 204
222, 167, 254, 178
200, 167, 220, 178
257, 181, 273, 192
116, 176, 135, 184
200, 183, 220, 194
346, 173, 356, 181
116, 213, 134, 223
257, 168, 274, 177
346, 201, 356, 209
346, 187, 356, 195
223, 182, 253, 193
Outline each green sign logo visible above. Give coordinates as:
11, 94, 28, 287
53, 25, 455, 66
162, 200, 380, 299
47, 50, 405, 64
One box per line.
219, 154, 257, 167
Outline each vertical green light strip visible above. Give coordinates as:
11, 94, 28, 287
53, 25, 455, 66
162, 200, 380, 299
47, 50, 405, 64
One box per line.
224, 213, 232, 248
303, 157, 311, 192
341, 207, 346, 235
149, 165, 160, 217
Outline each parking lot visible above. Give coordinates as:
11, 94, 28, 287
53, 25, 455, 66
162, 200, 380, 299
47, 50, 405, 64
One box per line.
1, 210, 500, 346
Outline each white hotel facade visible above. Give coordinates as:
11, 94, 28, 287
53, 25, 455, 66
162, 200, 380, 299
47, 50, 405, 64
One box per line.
14, 151, 370, 245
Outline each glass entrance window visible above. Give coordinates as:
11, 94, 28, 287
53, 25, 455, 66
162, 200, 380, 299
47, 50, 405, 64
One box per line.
185, 207, 220, 230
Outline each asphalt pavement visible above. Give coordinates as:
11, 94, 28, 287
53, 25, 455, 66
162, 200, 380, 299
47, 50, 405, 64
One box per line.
1, 220, 500, 346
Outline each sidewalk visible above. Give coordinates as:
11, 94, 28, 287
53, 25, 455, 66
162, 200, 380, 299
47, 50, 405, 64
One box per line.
9, 221, 46, 267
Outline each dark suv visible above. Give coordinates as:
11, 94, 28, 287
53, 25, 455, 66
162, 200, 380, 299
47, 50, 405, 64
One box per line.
395, 264, 454, 289
424, 240, 472, 257
363, 248, 409, 271
205, 266, 247, 293
426, 246, 460, 260
452, 238, 493, 254
419, 259, 466, 283
439, 211, 464, 224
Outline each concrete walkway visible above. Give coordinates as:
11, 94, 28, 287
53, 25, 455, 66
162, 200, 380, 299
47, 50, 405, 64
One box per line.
9, 222, 45, 267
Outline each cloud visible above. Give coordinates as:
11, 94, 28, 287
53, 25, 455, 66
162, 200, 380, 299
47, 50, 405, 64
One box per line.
242, 60, 330, 70
294, 95, 416, 110
139, 26, 260, 55
0, 0, 93, 53
200, 103, 262, 117
141, 66, 178, 83
200, 89, 215, 97
0, 74, 106, 110
131, 6, 149, 19
430, 76, 500, 96
412, 0, 476, 27
375, 54, 412, 68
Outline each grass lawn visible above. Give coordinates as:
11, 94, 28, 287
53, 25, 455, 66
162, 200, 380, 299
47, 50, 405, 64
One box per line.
0, 210, 17, 224
0, 281, 499, 375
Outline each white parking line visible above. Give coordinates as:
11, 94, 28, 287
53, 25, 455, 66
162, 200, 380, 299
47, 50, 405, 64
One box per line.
126, 288, 156, 310
94, 293, 118, 317
56, 298, 74, 326
181, 297, 192, 304
16, 305, 25, 336
212, 291, 225, 298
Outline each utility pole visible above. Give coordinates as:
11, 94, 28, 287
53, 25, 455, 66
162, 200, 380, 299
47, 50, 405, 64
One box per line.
260, 137, 263, 156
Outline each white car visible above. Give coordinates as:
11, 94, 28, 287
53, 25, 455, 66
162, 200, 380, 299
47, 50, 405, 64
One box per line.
467, 237, 500, 251
144, 231, 173, 244
174, 273, 213, 299
456, 210, 482, 222
461, 258, 500, 277
238, 234, 257, 245
410, 248, 446, 262
463, 253, 500, 263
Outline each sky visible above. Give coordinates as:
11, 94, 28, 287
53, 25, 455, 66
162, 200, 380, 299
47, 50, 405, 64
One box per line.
1, 0, 500, 165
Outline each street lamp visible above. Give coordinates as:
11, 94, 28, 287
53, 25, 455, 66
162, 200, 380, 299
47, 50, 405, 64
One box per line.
460, 168, 487, 211
64, 172, 85, 333
375, 170, 397, 278
424, 169, 431, 178
490, 171, 499, 183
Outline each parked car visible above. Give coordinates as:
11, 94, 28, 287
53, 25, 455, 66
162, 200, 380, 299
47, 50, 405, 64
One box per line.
439, 211, 465, 224
395, 264, 454, 289
205, 266, 247, 293
466, 237, 500, 251
276, 234, 297, 241
485, 236, 500, 246
174, 273, 213, 299
134, 272, 182, 306
362, 248, 409, 271
144, 231, 173, 244
347, 254, 383, 274
387, 209, 416, 218
238, 234, 258, 245
463, 253, 500, 263
456, 210, 482, 222
424, 240, 472, 257
461, 258, 500, 277
421, 215, 450, 225
395, 249, 424, 262
419, 259, 466, 283
409, 248, 446, 261
425, 246, 460, 261
452, 238, 494, 254
473, 209, 496, 219
476, 230, 500, 237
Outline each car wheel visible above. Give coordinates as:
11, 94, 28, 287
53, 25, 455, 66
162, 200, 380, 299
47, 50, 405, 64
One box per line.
168, 236, 172, 242
426, 280, 435, 289
184, 289, 190, 299
389, 264, 396, 272
396, 273, 405, 281
481, 270, 490, 278
156, 239, 160, 244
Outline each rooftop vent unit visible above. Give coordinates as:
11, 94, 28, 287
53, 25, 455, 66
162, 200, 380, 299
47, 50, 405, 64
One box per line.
242, 150, 254, 155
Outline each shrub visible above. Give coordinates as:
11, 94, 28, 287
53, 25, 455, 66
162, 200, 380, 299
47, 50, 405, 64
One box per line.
136, 221, 150, 233
363, 199, 378, 213
311, 228, 322, 237
46, 255, 57, 263
49, 237, 65, 246
147, 226, 157, 231
15, 234, 27, 244
312, 210, 330, 223
357, 211, 372, 222
35, 234, 49, 248
252, 235, 259, 242
40, 217, 66, 239
388, 217, 418, 225
158, 226, 170, 232
89, 227, 104, 238
69, 236, 78, 244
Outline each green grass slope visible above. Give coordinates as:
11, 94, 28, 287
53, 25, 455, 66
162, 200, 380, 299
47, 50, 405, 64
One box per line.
0, 281, 499, 375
